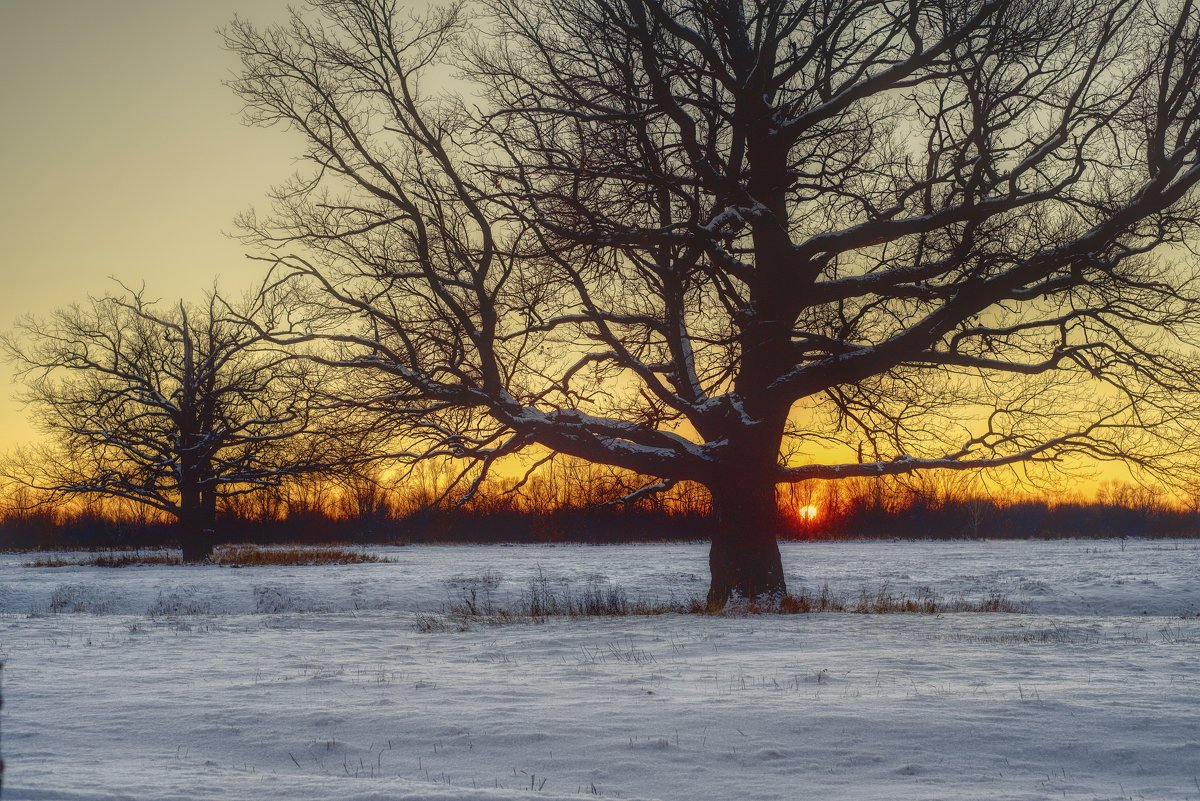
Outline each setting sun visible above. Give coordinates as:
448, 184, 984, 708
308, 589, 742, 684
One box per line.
796, 504, 820, 522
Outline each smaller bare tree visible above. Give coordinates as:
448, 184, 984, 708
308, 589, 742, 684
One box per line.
1, 284, 345, 561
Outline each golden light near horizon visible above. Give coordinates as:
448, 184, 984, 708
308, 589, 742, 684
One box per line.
795, 505, 820, 522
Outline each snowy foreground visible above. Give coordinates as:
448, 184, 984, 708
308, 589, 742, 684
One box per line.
2, 539, 1200, 801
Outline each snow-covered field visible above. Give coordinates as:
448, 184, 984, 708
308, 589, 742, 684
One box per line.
2, 539, 1199, 801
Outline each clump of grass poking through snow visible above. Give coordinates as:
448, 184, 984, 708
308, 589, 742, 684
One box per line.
519, 566, 693, 619
146, 588, 214, 617
43, 583, 117, 614
25, 545, 389, 568
212, 545, 389, 566
27, 551, 181, 568
745, 582, 1021, 614
414, 571, 1022, 631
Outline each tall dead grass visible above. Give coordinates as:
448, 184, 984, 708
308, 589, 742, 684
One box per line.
414, 571, 1022, 631
25, 545, 389, 568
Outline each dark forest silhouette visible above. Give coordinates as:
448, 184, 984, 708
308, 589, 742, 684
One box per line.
2, 468, 1195, 551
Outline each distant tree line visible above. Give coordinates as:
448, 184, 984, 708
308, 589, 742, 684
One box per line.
791, 477, 1199, 540
2, 459, 1195, 551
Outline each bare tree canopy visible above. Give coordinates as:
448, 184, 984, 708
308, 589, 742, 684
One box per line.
225, 0, 1200, 605
1, 286, 338, 561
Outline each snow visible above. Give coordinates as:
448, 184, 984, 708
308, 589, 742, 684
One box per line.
700, 206, 745, 234
2, 539, 1200, 800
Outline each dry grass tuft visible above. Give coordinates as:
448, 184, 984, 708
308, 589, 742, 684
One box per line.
415, 572, 1020, 631
731, 583, 1022, 615
212, 545, 388, 566
27, 552, 181, 568
26, 545, 389, 568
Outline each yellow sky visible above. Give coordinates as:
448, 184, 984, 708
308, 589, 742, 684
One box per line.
0, 1, 1145, 497
0, 0, 298, 450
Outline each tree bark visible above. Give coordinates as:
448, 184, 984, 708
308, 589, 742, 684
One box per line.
706, 475, 786, 610
179, 519, 213, 563
178, 484, 214, 563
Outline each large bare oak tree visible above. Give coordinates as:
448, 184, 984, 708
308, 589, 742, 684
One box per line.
226, 0, 1200, 606
2, 287, 335, 561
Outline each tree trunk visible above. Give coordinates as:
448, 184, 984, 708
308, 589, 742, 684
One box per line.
179, 518, 213, 563
706, 475, 786, 610
178, 485, 214, 563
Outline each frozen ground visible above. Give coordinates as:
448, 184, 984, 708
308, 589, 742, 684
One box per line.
2, 539, 1199, 800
